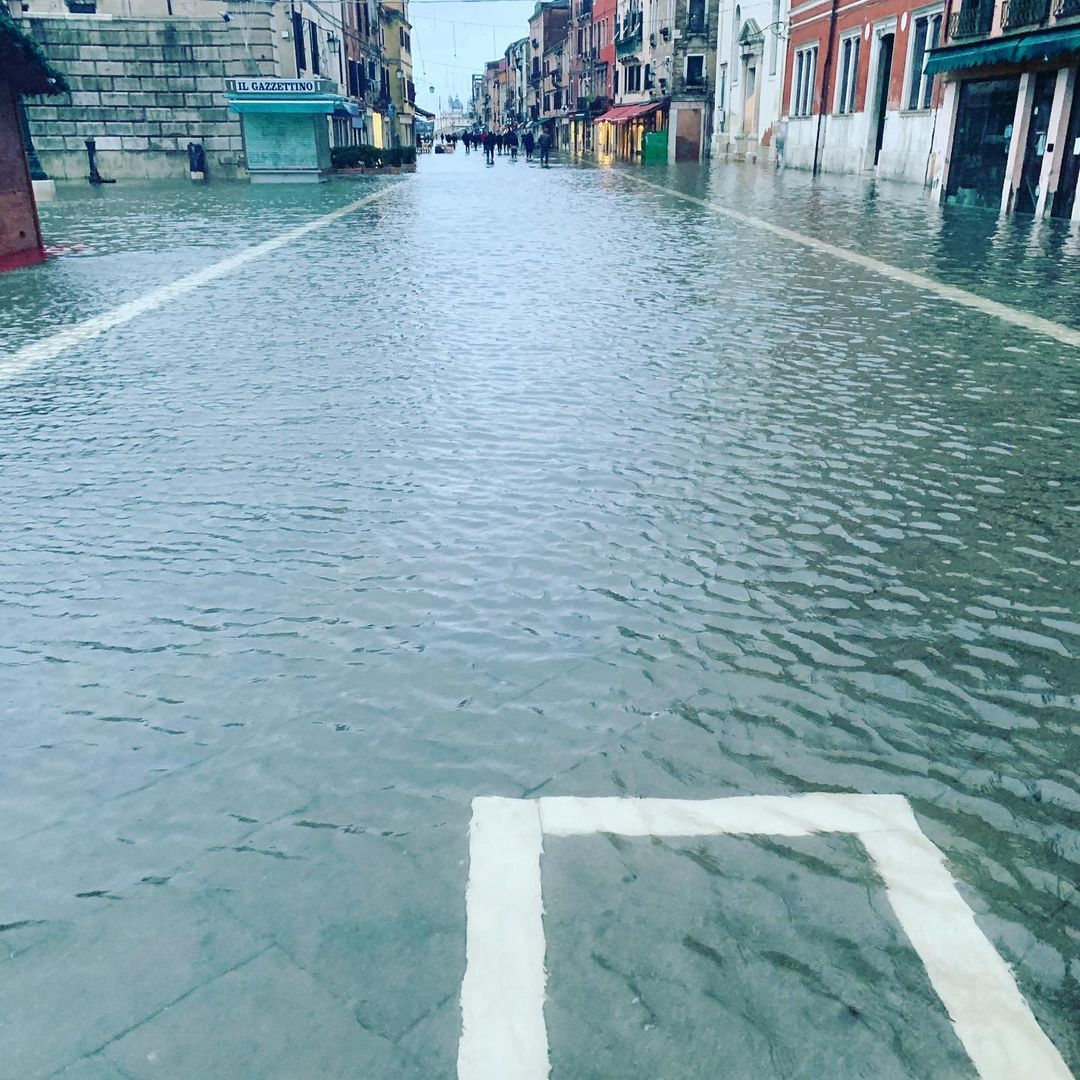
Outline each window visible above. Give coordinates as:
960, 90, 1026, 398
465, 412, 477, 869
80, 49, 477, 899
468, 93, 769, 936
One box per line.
625, 64, 641, 92
791, 44, 817, 116
687, 0, 705, 33
368, 59, 377, 82
686, 54, 704, 85
907, 10, 942, 110
309, 20, 320, 75
544, 92, 551, 109
835, 35, 859, 113
613, 67, 619, 94
644, 62, 652, 89
292, 10, 306, 71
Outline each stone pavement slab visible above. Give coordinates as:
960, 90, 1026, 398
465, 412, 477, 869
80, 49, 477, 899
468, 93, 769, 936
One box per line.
542, 831, 979, 1080
102, 946, 427, 1080
0, 892, 267, 1079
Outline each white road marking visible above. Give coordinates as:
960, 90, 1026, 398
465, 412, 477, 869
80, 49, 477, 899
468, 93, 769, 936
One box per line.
0, 183, 404, 383
458, 793, 1074, 1080
621, 174, 1080, 350
458, 797, 548, 1080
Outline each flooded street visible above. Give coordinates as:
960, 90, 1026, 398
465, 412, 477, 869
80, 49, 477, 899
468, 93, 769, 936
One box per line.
1, 152, 1078, 1078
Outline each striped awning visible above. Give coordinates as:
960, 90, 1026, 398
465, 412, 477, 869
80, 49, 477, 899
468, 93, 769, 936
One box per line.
595, 99, 666, 123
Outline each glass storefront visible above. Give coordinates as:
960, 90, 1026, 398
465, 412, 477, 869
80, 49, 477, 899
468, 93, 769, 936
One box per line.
945, 76, 1021, 209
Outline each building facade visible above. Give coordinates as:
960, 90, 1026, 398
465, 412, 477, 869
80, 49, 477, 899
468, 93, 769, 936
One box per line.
505, 37, 529, 127
594, 0, 716, 159
528, 0, 570, 133
927, 0, 1080, 217
712, 0, 790, 161
343, 0, 385, 146
380, 0, 416, 147
782, 0, 945, 183
17, 0, 411, 180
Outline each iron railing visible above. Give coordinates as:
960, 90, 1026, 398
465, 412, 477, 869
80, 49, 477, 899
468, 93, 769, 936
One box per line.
948, 4, 994, 35
1000, 0, 1050, 27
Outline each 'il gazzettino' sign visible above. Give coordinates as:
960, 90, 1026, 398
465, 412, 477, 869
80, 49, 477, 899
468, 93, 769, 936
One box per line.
226, 78, 321, 93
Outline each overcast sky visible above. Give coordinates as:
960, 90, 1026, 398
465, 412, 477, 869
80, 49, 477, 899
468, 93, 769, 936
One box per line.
410, 0, 535, 116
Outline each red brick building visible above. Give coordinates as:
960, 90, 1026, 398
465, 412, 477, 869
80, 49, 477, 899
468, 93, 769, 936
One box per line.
593, 0, 617, 100
781, 0, 945, 183
0, 6, 66, 273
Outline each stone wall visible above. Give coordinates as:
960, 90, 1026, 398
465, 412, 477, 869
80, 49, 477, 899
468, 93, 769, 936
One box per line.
22, 14, 278, 180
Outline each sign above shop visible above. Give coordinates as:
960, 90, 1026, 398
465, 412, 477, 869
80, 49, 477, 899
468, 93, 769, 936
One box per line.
225, 78, 334, 94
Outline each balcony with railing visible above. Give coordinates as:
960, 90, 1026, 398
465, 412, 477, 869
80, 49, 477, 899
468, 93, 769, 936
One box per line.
1000, 0, 1051, 26
948, 2, 995, 35
615, 24, 643, 56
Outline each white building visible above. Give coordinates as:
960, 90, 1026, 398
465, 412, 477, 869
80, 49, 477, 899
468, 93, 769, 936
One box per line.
711, 0, 789, 162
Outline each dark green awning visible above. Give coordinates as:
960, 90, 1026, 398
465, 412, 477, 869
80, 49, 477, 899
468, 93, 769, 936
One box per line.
1014, 26, 1080, 64
925, 27, 1080, 76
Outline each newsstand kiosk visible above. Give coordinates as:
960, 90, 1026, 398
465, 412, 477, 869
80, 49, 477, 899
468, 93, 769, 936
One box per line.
225, 77, 349, 183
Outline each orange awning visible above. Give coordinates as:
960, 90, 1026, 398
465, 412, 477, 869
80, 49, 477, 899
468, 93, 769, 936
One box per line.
595, 100, 665, 124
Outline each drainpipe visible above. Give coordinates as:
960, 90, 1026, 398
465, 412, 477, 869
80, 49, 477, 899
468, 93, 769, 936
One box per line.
812, 0, 839, 176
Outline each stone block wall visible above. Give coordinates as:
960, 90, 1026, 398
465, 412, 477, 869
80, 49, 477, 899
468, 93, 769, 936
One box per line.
22, 15, 279, 180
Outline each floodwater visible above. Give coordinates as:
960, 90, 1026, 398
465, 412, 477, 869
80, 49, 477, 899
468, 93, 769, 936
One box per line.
0, 150, 1078, 1079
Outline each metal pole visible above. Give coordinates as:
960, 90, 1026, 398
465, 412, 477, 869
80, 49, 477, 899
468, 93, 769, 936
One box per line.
812, 0, 839, 176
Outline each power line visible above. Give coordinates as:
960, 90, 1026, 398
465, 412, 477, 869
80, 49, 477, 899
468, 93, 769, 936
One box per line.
410, 14, 527, 25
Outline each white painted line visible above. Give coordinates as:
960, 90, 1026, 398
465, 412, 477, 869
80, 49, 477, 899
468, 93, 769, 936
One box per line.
0, 183, 404, 384
459, 793, 1074, 1080
861, 816, 1073, 1080
620, 174, 1080, 350
458, 797, 549, 1080
538, 792, 912, 838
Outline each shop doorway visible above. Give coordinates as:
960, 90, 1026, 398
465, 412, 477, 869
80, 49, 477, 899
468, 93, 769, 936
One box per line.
1013, 72, 1057, 214
945, 76, 1021, 209
675, 107, 702, 160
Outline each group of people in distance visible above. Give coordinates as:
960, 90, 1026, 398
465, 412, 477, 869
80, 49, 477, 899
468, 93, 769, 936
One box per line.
460, 129, 552, 167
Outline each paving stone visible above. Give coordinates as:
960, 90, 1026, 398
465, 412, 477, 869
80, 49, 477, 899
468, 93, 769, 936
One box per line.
103, 947, 427, 1079
0, 893, 267, 1078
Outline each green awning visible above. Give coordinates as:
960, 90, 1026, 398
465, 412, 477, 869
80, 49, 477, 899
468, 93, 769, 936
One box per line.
1014, 26, 1080, 64
925, 27, 1080, 76
924, 36, 1022, 75
226, 96, 343, 115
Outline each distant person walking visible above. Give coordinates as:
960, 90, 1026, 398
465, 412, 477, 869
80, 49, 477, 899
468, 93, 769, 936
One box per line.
483, 131, 496, 164
523, 131, 535, 161
506, 129, 518, 160
538, 130, 552, 167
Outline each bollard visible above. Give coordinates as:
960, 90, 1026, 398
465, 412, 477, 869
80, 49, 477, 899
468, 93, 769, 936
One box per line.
187, 141, 207, 182
85, 138, 115, 185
